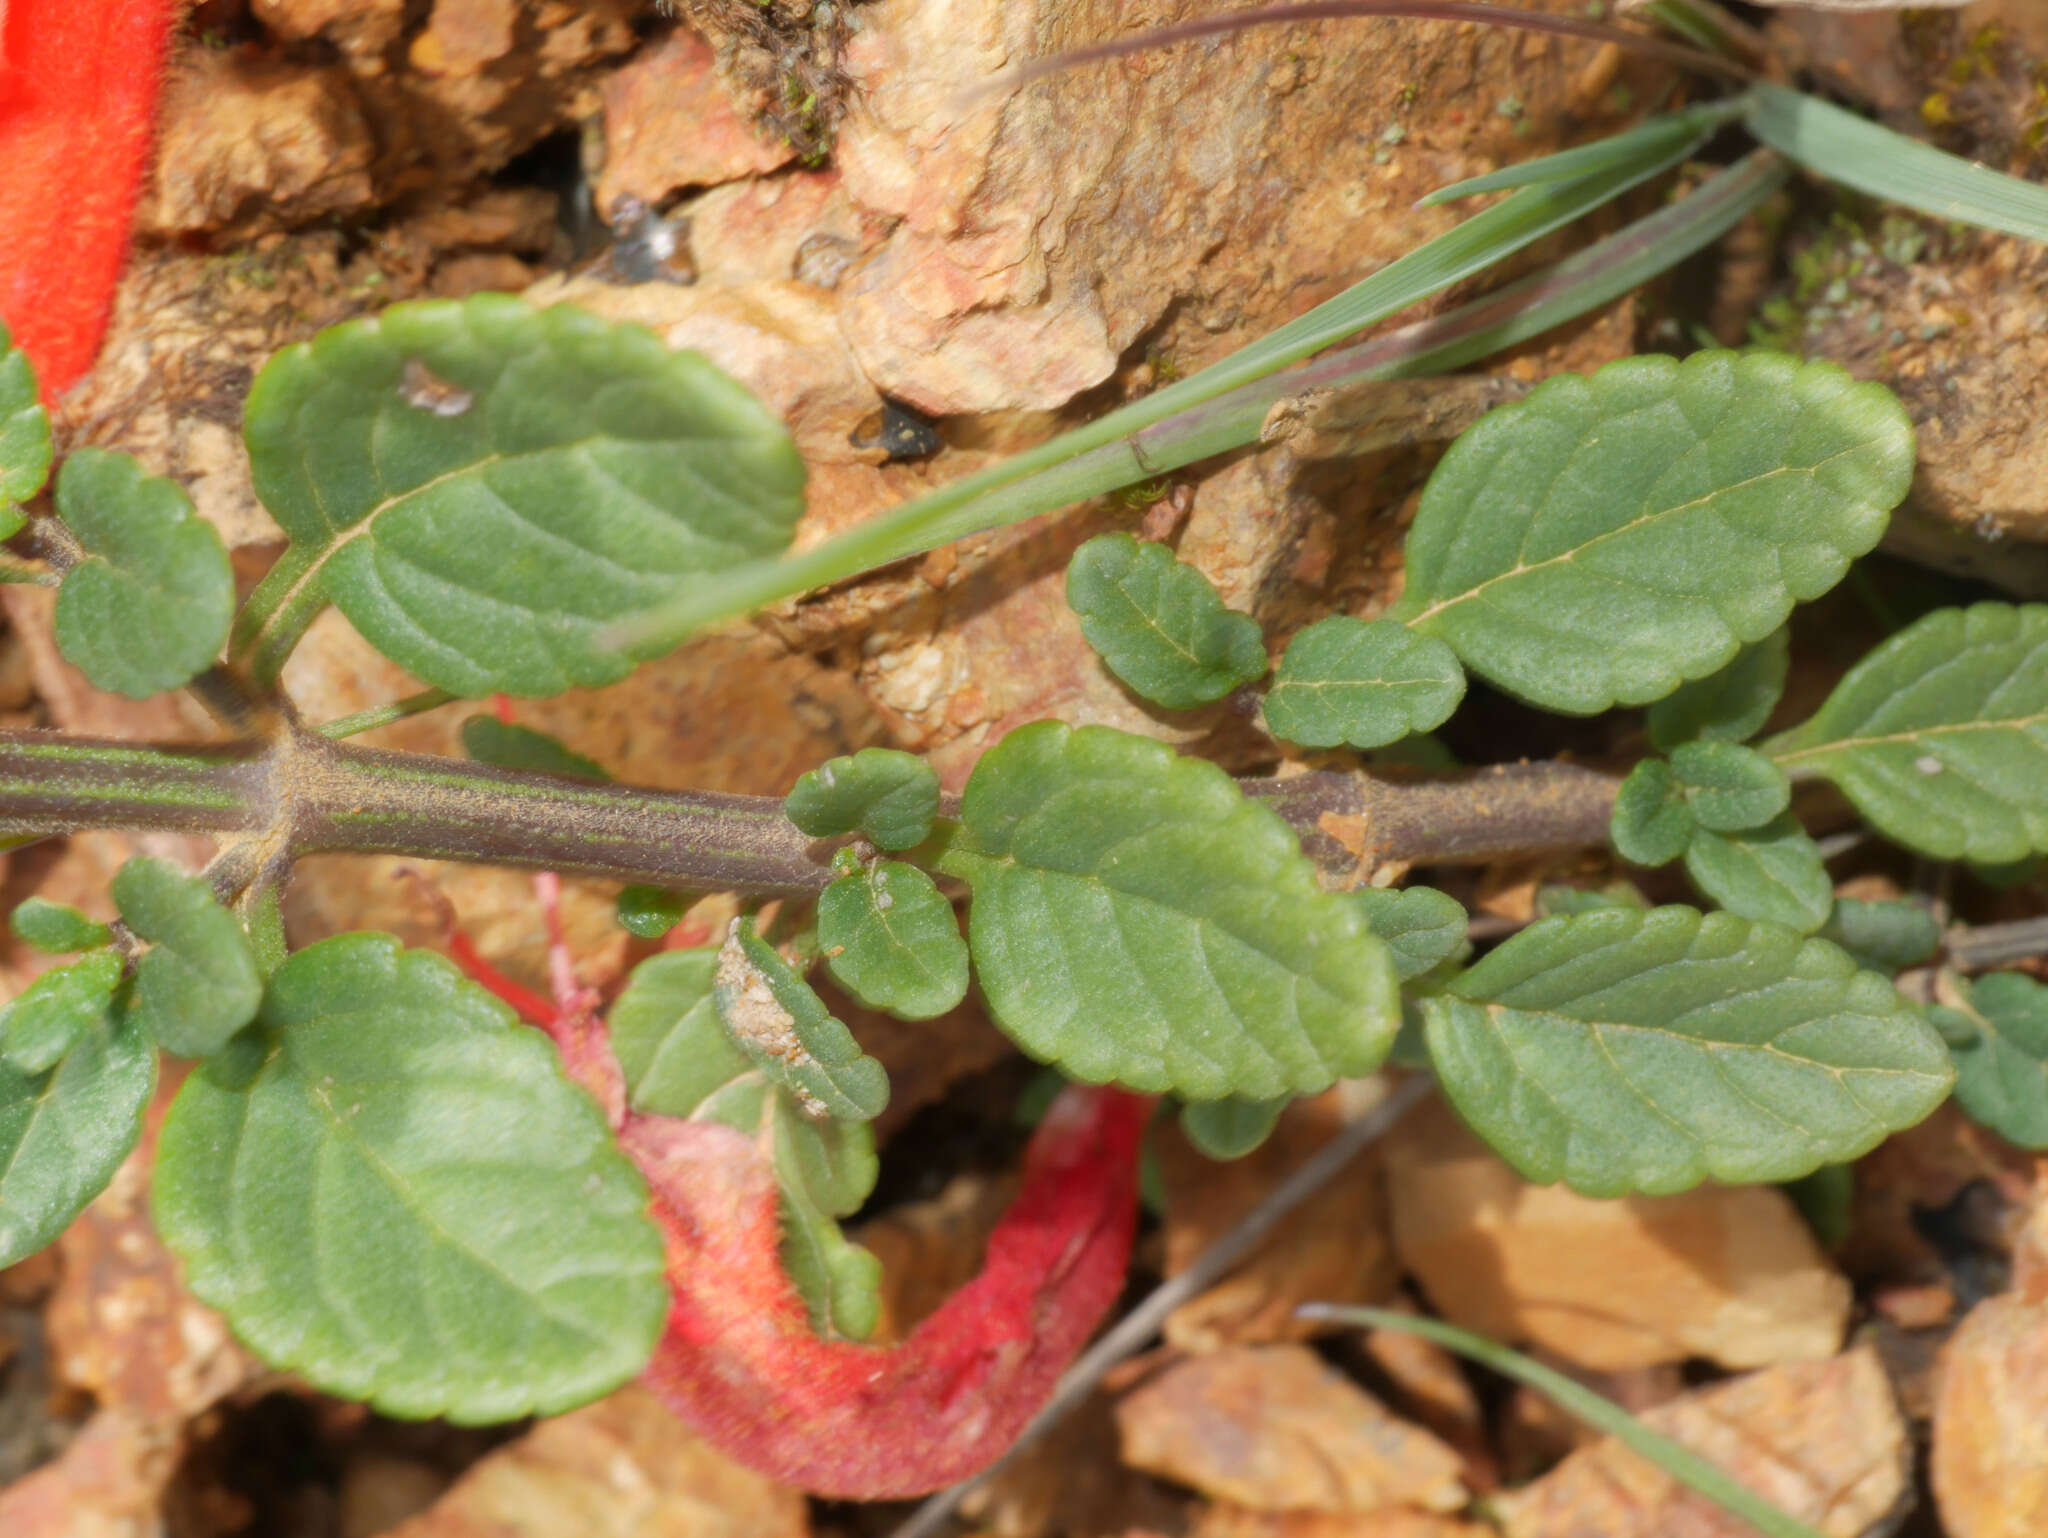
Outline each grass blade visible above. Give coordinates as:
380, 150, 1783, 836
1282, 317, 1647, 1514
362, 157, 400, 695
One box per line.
1746, 83, 2048, 243
1420, 100, 1742, 206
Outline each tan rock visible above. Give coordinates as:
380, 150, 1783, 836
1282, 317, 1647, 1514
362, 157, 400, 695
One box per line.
684, 170, 877, 289
379, 1383, 808, 1538
1194, 1511, 1490, 1538
410, 0, 521, 78
1498, 1347, 1911, 1538
1158, 1088, 1400, 1353
253, 0, 406, 52
598, 26, 797, 217
138, 53, 377, 239
0, 1410, 181, 1538
1387, 1100, 1850, 1371
1116, 1345, 1469, 1514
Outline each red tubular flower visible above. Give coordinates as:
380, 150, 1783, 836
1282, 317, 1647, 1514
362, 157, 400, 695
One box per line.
0, 0, 178, 401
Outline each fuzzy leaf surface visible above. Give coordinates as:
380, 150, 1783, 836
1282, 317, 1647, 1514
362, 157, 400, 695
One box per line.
1388, 351, 1910, 713
53, 450, 233, 698
1766, 603, 2048, 862
608, 948, 881, 1338
1263, 616, 1465, 749
939, 722, 1399, 1099
240, 295, 805, 694
0, 1000, 154, 1267
0, 323, 49, 531
1351, 885, 1470, 981
1611, 758, 1694, 867
11, 898, 113, 955
1179, 1095, 1288, 1160
1422, 905, 1953, 1195
1948, 972, 2048, 1149
112, 857, 262, 1058
0, 952, 121, 1074
1648, 627, 1788, 750
1672, 740, 1790, 832
460, 716, 609, 780
153, 934, 667, 1421
785, 748, 940, 852
1683, 815, 1834, 933
819, 862, 968, 1021
1065, 533, 1267, 709
713, 920, 889, 1122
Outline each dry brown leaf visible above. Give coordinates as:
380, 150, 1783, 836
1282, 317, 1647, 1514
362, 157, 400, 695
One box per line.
1115, 1345, 1468, 1515
1497, 1347, 1911, 1538
1193, 1509, 1491, 1538
1157, 1088, 1399, 1353
379, 1383, 807, 1538
1387, 1100, 1849, 1371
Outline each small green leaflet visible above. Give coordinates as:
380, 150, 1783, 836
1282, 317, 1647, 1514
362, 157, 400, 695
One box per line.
1819, 899, 1939, 976
608, 948, 881, 1339
1179, 1095, 1288, 1160
1065, 533, 1267, 710
939, 722, 1399, 1099
0, 323, 50, 535
1, 953, 122, 1074
0, 997, 155, 1268
1422, 905, 1952, 1196
1387, 351, 1911, 714
713, 919, 889, 1122
236, 294, 806, 694
112, 857, 262, 1058
1683, 815, 1834, 933
1671, 740, 1789, 833
11, 897, 113, 955
1610, 759, 1694, 868
819, 862, 969, 1021
784, 748, 939, 852
1647, 628, 1788, 751
153, 934, 668, 1421
1262, 616, 1465, 750
1765, 603, 2048, 863
460, 716, 609, 780
1351, 885, 1469, 981
1946, 971, 2048, 1150
53, 449, 234, 699
615, 885, 686, 940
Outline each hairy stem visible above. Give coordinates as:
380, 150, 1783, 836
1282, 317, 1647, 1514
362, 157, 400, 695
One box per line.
0, 726, 1620, 894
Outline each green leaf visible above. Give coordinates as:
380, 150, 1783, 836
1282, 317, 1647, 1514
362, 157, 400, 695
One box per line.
615, 885, 685, 940
1819, 899, 1939, 976
1765, 603, 2048, 863
1537, 881, 1651, 919
606, 948, 880, 1339
1782, 1161, 1855, 1250
11, 897, 113, 955
713, 919, 889, 1122
1, 953, 123, 1074
1351, 885, 1470, 982
938, 722, 1399, 1099
1610, 758, 1694, 867
0, 1000, 155, 1266
1422, 905, 1952, 1196
1647, 627, 1788, 751
1419, 104, 1741, 208
1388, 351, 1911, 714
1262, 617, 1465, 750
112, 857, 262, 1058
1947, 971, 2048, 1149
52, 449, 234, 699
819, 862, 968, 1021
1683, 814, 1834, 933
1746, 83, 2048, 245
784, 748, 939, 852
1179, 1095, 1289, 1160
1671, 740, 1790, 833
0, 323, 50, 533
460, 716, 609, 781
153, 933, 667, 1421
1064, 533, 1268, 709
237, 294, 806, 694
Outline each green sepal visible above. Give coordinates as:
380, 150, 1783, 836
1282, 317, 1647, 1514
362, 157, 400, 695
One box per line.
53, 449, 234, 699
1682, 814, 1833, 933
784, 748, 940, 852
112, 857, 262, 1058
11, 896, 114, 955
1262, 616, 1465, 750
1670, 739, 1789, 833
1610, 758, 1694, 867
1, 952, 122, 1074
460, 716, 609, 780
1179, 1095, 1289, 1160
1350, 885, 1470, 982
713, 919, 889, 1123
1065, 532, 1268, 709
0, 323, 50, 533
819, 862, 969, 1021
